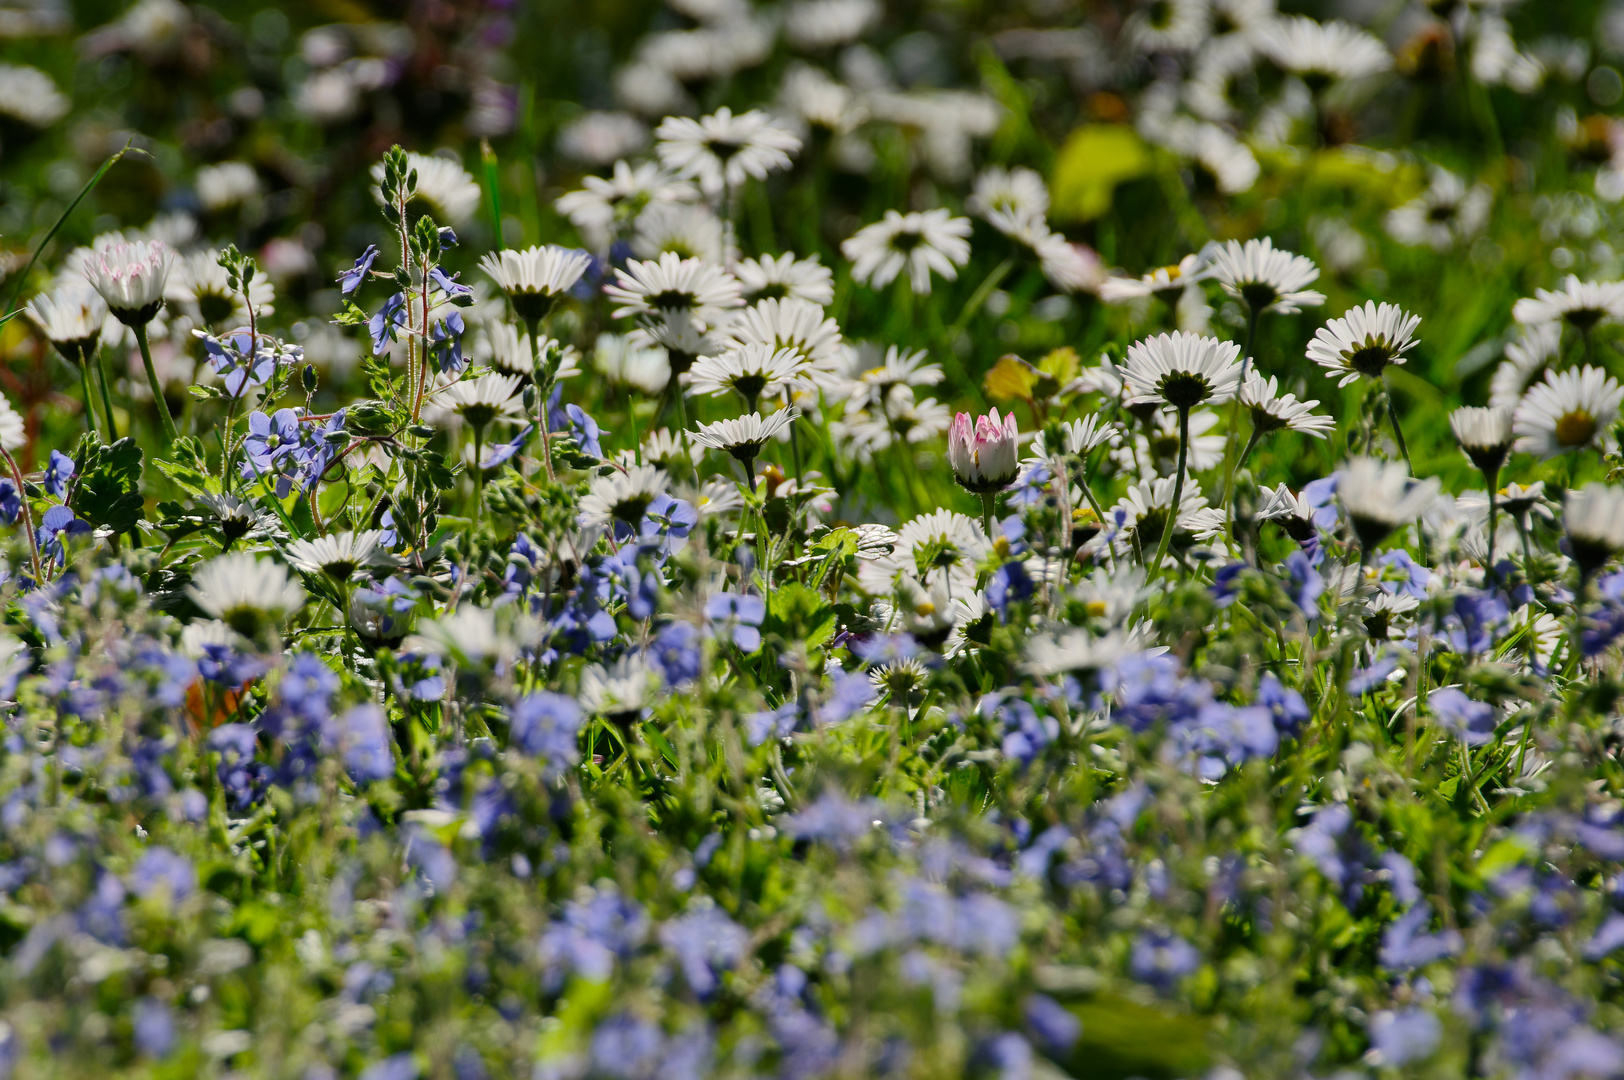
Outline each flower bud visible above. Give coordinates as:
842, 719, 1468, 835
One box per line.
946, 408, 1019, 494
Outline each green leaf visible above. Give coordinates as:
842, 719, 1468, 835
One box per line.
71, 437, 145, 534
764, 582, 837, 650
1050, 125, 1153, 223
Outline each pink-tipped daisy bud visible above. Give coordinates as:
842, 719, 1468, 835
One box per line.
947, 408, 1020, 494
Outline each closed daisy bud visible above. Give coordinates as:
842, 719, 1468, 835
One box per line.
1449, 406, 1515, 476
947, 409, 1020, 494
1566, 483, 1624, 579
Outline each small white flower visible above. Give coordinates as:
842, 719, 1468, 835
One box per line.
554, 160, 697, 251
1209, 237, 1324, 315
371, 151, 482, 225
654, 107, 802, 199
1122, 331, 1245, 410
782, 0, 880, 49
479, 245, 593, 324
1385, 169, 1492, 252
578, 465, 670, 527
604, 252, 743, 329
1127, 0, 1210, 53
0, 63, 69, 127
580, 655, 661, 717
1449, 406, 1515, 474
1512, 366, 1624, 459
720, 297, 843, 370
690, 409, 801, 462
1489, 323, 1562, 410
946, 409, 1020, 493
1337, 457, 1441, 547
165, 249, 276, 328
556, 112, 650, 167
778, 64, 868, 133
734, 253, 834, 306
640, 428, 702, 471
1098, 254, 1209, 303
1566, 484, 1624, 574
1257, 484, 1321, 545
486, 324, 579, 381
967, 166, 1050, 241
1032, 232, 1105, 294
631, 201, 726, 264
688, 345, 810, 408
284, 530, 394, 582
1115, 409, 1226, 478
195, 162, 261, 212
1511, 275, 1624, 331
1113, 475, 1211, 555
842, 209, 973, 295
1026, 416, 1119, 467
81, 240, 176, 323
0, 394, 25, 451
187, 552, 306, 635
1254, 15, 1393, 83
1241, 373, 1335, 438
26, 282, 107, 357
432, 372, 527, 431
1306, 301, 1422, 386
594, 333, 671, 394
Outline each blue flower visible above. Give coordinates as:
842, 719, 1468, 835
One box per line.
1347, 652, 1401, 695
208, 724, 268, 810
642, 493, 697, 557
359, 1054, 420, 1080
851, 633, 919, 665
659, 904, 749, 997
1301, 473, 1343, 530
429, 265, 473, 301
368, 292, 409, 354
0, 479, 19, 525
1443, 590, 1509, 655
1376, 550, 1431, 599
431, 309, 466, 374
1256, 672, 1308, 736
1129, 930, 1199, 989
1023, 994, 1081, 1053
479, 424, 533, 470
1106, 653, 1210, 732
705, 591, 766, 651
1428, 687, 1498, 745
539, 886, 648, 987
338, 245, 380, 294
36, 505, 90, 565
43, 449, 74, 499
1369, 1008, 1441, 1067
324, 704, 395, 784
132, 997, 176, 1059
1379, 902, 1461, 970
242, 408, 302, 472
745, 702, 801, 746
1284, 549, 1323, 616
565, 403, 602, 458
1211, 562, 1246, 608
649, 621, 702, 687
818, 667, 877, 724
986, 560, 1034, 620
129, 847, 195, 904
508, 692, 583, 778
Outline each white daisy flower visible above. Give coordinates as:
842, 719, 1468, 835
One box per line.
479, 245, 594, 324
1241, 373, 1335, 438
194, 162, 260, 212
1144, 117, 1260, 194
778, 64, 868, 134
1511, 366, 1624, 459
487, 324, 580, 381
1489, 323, 1562, 410
197, 492, 277, 543
720, 297, 843, 370
594, 332, 671, 394
1449, 406, 1515, 476
631, 200, 726, 264
1122, 331, 1245, 410
1127, 0, 1210, 53
370, 151, 482, 225
628, 309, 726, 373
604, 252, 744, 329
967, 166, 1050, 241
0, 393, 25, 452
690, 409, 801, 468
693, 478, 746, 517
26, 282, 107, 360
165, 249, 277, 328
1114, 408, 1226, 478
580, 656, 662, 718
431, 372, 527, 431
782, 0, 881, 50
578, 465, 670, 528
1306, 301, 1422, 386
554, 160, 697, 251
284, 530, 394, 582
1257, 484, 1321, 546
1098, 254, 1209, 303
1185, 34, 1260, 122
654, 107, 802, 199
0, 63, 69, 127
892, 509, 992, 580
840, 345, 944, 409
1032, 232, 1105, 293
556, 111, 650, 167
81, 240, 176, 324
841, 209, 973, 295
1208, 237, 1325, 315
1511, 275, 1624, 332
1337, 457, 1441, 550
1384, 169, 1492, 252
640, 428, 702, 471
734, 253, 834, 305
187, 552, 307, 636
1254, 15, 1393, 84
1566, 483, 1624, 576
832, 386, 952, 460
1026, 416, 1119, 468
688, 344, 811, 409
1113, 475, 1211, 556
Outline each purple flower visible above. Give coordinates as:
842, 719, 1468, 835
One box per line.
1211, 562, 1246, 608
1347, 652, 1401, 695
508, 692, 582, 778
649, 621, 701, 687
660, 904, 749, 997
563, 403, 603, 459
818, 667, 877, 724
705, 591, 766, 651
1380, 902, 1461, 971
0, 478, 18, 525
359, 1054, 419, 1080
1284, 549, 1323, 616
590, 1015, 664, 1080
129, 847, 195, 903
1369, 1008, 1440, 1067
851, 633, 919, 665
642, 493, 697, 557
242, 408, 302, 472
431, 309, 467, 374
1106, 653, 1210, 732
338, 245, 380, 294
539, 887, 648, 987
1129, 930, 1199, 988
1257, 672, 1308, 736
429, 265, 473, 301
1301, 473, 1342, 530
208, 724, 268, 809
43, 449, 74, 499
1023, 994, 1081, 1053
479, 424, 533, 470
1429, 687, 1498, 746
782, 790, 884, 847
1443, 590, 1509, 655
368, 292, 409, 354
986, 561, 1034, 619
1585, 913, 1624, 960
983, 1033, 1033, 1080
35, 505, 90, 566
1181, 702, 1277, 779
324, 704, 395, 784
133, 997, 176, 1059
280, 653, 338, 722
745, 702, 800, 746
1376, 550, 1431, 599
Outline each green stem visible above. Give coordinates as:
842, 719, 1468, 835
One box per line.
979, 491, 997, 537
1152, 406, 1190, 574
945, 257, 1015, 347
1222, 303, 1263, 504
472, 426, 485, 523
527, 318, 555, 482
76, 355, 100, 441
133, 323, 179, 444
1383, 376, 1411, 469
93, 346, 119, 442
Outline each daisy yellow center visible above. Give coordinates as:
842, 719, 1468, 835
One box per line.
1555, 409, 1598, 448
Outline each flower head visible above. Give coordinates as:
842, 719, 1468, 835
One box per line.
688, 345, 809, 410
1122, 331, 1244, 410
433, 372, 526, 431
370, 151, 481, 225
1337, 457, 1441, 551
842, 209, 973, 295
480, 245, 594, 324
1208, 237, 1324, 314
690, 409, 800, 463
1307, 302, 1422, 386
284, 530, 393, 583
26, 282, 107, 361
1567, 484, 1624, 577
1512, 366, 1624, 459
82, 240, 175, 324
1241, 373, 1335, 438
1449, 406, 1515, 476
605, 252, 743, 329
655, 107, 801, 198
947, 409, 1020, 493
187, 552, 306, 639
1512, 275, 1624, 331
1254, 15, 1393, 85
579, 465, 670, 529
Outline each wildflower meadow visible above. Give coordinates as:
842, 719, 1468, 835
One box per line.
10, 0, 1624, 1076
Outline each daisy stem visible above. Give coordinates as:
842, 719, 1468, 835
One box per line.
1231, 425, 1263, 490
93, 346, 119, 442
1383, 377, 1412, 469
133, 322, 179, 445
1075, 467, 1118, 572
527, 318, 556, 482
1222, 303, 1263, 504
1484, 471, 1499, 583
979, 491, 997, 538
76, 356, 100, 442
946, 257, 1014, 348
472, 426, 485, 524
1152, 406, 1189, 574
1, 447, 44, 586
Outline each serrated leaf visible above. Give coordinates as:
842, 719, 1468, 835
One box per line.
71, 437, 144, 534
